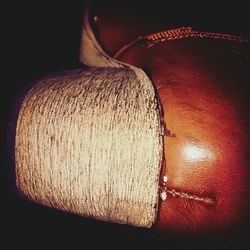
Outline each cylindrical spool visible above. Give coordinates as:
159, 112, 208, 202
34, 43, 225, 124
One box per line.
15, 67, 163, 228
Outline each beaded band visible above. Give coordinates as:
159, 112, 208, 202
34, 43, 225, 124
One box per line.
114, 27, 250, 58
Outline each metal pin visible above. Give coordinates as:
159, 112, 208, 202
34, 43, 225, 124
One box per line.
160, 191, 167, 201
162, 175, 168, 184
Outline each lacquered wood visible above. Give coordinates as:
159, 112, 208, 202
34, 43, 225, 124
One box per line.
119, 40, 250, 234
87, 2, 250, 235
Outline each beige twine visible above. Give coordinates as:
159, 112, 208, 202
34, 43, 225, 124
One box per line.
15, 67, 164, 228
15, 5, 164, 228
79, 5, 125, 68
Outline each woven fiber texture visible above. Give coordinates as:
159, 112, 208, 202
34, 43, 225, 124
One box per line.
15, 67, 163, 228
79, 6, 121, 68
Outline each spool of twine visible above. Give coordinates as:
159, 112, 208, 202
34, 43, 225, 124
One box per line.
15, 67, 163, 227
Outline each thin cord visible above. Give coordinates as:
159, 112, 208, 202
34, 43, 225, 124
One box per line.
114, 27, 250, 58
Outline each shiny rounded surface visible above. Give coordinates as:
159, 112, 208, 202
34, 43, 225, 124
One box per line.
117, 40, 250, 234
88, 2, 250, 235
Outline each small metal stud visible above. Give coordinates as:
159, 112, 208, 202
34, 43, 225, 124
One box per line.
160, 191, 167, 201
162, 175, 168, 184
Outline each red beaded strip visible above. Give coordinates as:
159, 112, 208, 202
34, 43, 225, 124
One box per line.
114, 27, 250, 58
159, 175, 217, 207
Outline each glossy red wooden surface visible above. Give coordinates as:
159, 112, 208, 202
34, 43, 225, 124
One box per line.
88, 4, 250, 235
116, 40, 250, 234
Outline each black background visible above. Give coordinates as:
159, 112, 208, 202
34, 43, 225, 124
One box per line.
2, 1, 250, 249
